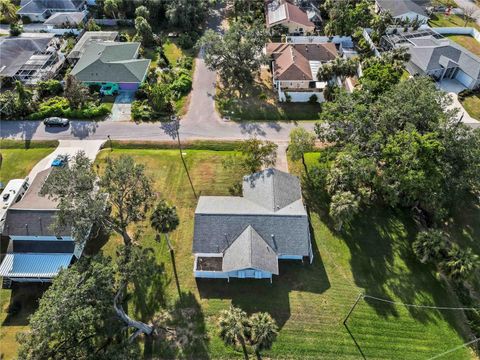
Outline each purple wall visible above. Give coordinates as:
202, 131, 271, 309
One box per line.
119, 83, 140, 90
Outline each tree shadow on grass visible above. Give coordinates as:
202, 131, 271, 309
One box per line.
196, 231, 330, 330
2, 283, 49, 327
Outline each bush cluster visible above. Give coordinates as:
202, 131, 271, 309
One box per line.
29, 97, 110, 120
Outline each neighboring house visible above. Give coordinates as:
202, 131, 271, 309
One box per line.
266, 0, 316, 35
67, 31, 118, 63
70, 42, 150, 90
18, 0, 86, 22
382, 28, 480, 89
375, 0, 430, 23
266, 42, 338, 102
0, 168, 86, 287
0, 33, 64, 85
193, 168, 312, 282
43, 11, 87, 28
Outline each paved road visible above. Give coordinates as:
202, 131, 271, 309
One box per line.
0, 5, 316, 143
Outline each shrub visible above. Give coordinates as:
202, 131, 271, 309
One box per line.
176, 56, 194, 70
178, 32, 198, 49
118, 31, 129, 42
169, 73, 192, 96
135, 84, 149, 100
131, 100, 154, 121
9, 22, 23, 36
37, 79, 63, 97
28, 97, 110, 119
258, 92, 267, 100
308, 94, 318, 104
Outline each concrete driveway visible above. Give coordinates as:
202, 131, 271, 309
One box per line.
27, 139, 105, 181
438, 79, 480, 128
106, 91, 135, 122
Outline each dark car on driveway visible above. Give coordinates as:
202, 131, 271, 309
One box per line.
43, 117, 69, 127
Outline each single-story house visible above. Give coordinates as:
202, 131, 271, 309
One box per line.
0, 179, 29, 232
67, 31, 118, 62
70, 41, 150, 90
0, 168, 85, 287
193, 168, 312, 282
43, 11, 86, 28
0, 33, 64, 85
266, 42, 338, 102
17, 0, 86, 22
266, 0, 316, 35
382, 28, 480, 89
375, 0, 430, 24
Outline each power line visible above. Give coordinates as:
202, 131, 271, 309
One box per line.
427, 338, 480, 360
363, 294, 479, 311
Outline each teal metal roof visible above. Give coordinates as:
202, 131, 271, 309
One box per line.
0, 253, 73, 278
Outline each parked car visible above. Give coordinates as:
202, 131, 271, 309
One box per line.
51, 155, 68, 167
43, 117, 69, 127
100, 84, 119, 96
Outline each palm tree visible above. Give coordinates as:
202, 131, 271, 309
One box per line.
0, 0, 17, 23
218, 306, 250, 360
412, 229, 448, 264
441, 245, 479, 282
150, 199, 181, 298
249, 312, 278, 360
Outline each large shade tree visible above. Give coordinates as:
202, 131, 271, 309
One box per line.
17, 255, 138, 359
0, 0, 16, 22
198, 21, 268, 93
41, 152, 156, 340
314, 77, 480, 224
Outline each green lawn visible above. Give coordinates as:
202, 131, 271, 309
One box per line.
446, 35, 480, 56
217, 70, 321, 121
461, 93, 480, 120
163, 42, 184, 65
429, 13, 480, 31
0, 141, 57, 360
0, 141, 57, 184
92, 148, 474, 359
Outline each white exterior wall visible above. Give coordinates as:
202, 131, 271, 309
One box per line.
279, 90, 324, 103
394, 12, 429, 24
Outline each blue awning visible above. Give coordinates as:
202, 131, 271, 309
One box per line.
0, 253, 73, 278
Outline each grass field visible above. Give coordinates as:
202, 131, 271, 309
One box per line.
92, 148, 475, 359
0, 141, 57, 360
217, 69, 321, 121
0, 141, 57, 184
429, 13, 480, 31
446, 35, 480, 56
461, 93, 480, 120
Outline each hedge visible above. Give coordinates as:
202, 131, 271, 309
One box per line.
101, 140, 243, 152
28, 97, 110, 120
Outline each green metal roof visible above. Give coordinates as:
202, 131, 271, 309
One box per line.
71, 42, 150, 83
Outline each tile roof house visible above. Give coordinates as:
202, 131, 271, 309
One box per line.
0, 33, 64, 85
70, 41, 150, 90
266, 0, 316, 35
382, 28, 480, 90
193, 168, 312, 282
375, 0, 430, 23
17, 0, 86, 22
0, 168, 86, 286
266, 42, 338, 102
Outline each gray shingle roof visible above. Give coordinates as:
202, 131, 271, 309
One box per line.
193, 168, 310, 258
222, 225, 279, 274
18, 0, 84, 15
71, 42, 150, 83
43, 11, 85, 25
67, 31, 118, 60
376, 0, 428, 18
407, 38, 480, 80
243, 168, 302, 212
0, 34, 54, 77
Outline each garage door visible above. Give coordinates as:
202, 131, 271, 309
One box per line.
455, 70, 473, 88
119, 83, 140, 90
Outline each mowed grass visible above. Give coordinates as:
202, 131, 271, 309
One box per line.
446, 35, 480, 56
461, 93, 480, 120
95, 148, 474, 359
0, 145, 56, 184
0, 141, 57, 360
429, 13, 480, 31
